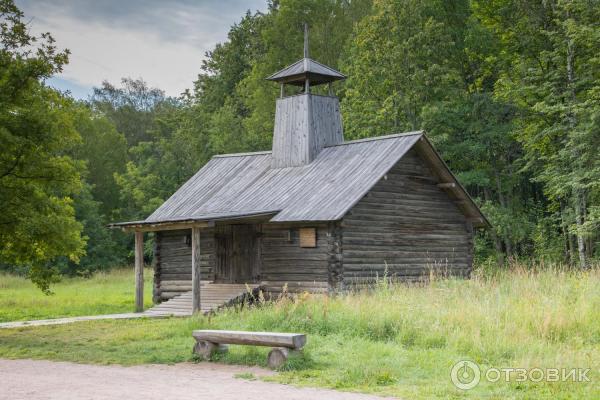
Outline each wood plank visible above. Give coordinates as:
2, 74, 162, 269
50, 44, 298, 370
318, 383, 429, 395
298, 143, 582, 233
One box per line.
299, 227, 317, 248
192, 330, 306, 349
121, 221, 209, 233
134, 231, 144, 313
437, 182, 456, 189
192, 227, 201, 313
340, 147, 475, 285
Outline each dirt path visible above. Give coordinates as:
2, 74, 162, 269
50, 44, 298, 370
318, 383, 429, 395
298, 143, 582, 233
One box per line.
0, 359, 396, 400
0, 313, 149, 329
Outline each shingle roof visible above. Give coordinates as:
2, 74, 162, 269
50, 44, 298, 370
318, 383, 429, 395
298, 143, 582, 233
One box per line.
145, 132, 424, 223
265, 58, 346, 86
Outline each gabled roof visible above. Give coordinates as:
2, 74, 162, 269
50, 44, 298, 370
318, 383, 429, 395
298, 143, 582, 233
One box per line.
266, 58, 346, 86
124, 131, 488, 228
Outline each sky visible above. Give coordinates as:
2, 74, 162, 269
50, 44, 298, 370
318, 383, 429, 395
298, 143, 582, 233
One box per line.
16, 0, 268, 99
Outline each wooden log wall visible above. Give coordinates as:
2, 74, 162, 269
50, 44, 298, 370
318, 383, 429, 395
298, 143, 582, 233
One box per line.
260, 224, 330, 294
342, 148, 473, 288
155, 228, 214, 301
327, 221, 344, 292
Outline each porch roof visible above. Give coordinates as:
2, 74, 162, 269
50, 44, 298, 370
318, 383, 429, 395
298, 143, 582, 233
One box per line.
108, 210, 279, 232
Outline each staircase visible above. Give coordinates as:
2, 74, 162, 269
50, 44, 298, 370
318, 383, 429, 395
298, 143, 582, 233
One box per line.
144, 282, 260, 317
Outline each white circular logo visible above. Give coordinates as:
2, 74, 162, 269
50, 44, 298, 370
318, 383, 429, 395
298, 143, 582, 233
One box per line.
451, 360, 481, 390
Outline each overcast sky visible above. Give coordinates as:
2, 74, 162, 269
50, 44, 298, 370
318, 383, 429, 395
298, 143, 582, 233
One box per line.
16, 0, 267, 99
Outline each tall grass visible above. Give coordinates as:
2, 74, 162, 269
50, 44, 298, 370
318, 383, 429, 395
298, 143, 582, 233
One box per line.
212, 262, 600, 398
229, 263, 599, 346
0, 263, 598, 399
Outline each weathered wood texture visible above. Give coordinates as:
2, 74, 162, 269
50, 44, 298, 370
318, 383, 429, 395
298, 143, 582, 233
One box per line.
191, 227, 202, 313
192, 330, 306, 349
267, 347, 300, 368
342, 148, 473, 287
144, 133, 442, 224
155, 224, 331, 296
266, 57, 345, 86
214, 225, 259, 283
152, 148, 475, 295
134, 231, 144, 312
271, 94, 343, 168
260, 224, 329, 294
327, 221, 344, 292
152, 233, 161, 303
145, 284, 259, 316
155, 229, 214, 300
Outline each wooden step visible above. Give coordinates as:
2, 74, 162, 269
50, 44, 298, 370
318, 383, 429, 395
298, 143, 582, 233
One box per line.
143, 283, 261, 317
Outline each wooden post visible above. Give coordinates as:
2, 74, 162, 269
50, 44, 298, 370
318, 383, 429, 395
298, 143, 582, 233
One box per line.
134, 230, 144, 312
192, 227, 202, 314
303, 23, 309, 58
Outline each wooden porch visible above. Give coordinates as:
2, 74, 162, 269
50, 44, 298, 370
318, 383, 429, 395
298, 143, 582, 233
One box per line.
125, 217, 267, 314
144, 282, 261, 316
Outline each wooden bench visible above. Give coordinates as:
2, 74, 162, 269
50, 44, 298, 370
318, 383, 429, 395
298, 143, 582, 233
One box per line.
192, 330, 306, 368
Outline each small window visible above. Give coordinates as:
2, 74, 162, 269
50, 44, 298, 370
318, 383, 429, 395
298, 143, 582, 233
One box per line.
299, 227, 317, 248
287, 229, 298, 243
185, 234, 192, 247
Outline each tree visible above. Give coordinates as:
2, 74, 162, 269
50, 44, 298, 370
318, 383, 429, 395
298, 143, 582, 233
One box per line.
341, 0, 466, 138
114, 100, 207, 220
72, 105, 128, 218
0, 0, 85, 291
90, 78, 170, 146
55, 182, 124, 276
475, 0, 600, 267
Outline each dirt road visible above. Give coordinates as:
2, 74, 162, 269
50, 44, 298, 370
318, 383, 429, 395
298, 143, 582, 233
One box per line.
0, 359, 395, 400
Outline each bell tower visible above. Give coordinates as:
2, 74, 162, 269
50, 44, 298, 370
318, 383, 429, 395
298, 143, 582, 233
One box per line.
267, 24, 346, 168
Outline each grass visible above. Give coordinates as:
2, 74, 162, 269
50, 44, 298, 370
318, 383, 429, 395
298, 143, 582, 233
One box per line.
234, 372, 257, 380
0, 265, 599, 399
0, 268, 153, 322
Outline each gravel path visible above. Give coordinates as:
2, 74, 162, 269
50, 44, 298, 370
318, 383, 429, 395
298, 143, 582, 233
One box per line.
0, 359, 396, 400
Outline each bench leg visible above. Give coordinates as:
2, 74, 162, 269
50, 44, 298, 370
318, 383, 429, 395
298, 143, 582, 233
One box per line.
267, 347, 300, 368
193, 340, 228, 360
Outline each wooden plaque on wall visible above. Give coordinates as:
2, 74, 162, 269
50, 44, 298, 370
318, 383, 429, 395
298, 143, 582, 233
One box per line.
299, 227, 317, 248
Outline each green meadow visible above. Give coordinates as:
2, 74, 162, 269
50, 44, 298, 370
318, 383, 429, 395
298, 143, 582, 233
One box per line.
0, 269, 153, 322
0, 266, 598, 399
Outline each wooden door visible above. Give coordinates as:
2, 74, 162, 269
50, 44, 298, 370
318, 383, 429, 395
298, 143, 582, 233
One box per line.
214, 224, 258, 283
214, 225, 232, 282
231, 225, 256, 283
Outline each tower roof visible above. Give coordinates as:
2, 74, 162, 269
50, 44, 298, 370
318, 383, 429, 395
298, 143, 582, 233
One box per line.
266, 24, 346, 87
266, 57, 346, 86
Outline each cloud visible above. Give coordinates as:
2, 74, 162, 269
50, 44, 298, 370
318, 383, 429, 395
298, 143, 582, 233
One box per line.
16, 0, 267, 97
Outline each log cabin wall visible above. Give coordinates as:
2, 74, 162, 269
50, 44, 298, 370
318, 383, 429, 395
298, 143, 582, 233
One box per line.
341, 148, 473, 288
260, 224, 330, 294
154, 228, 214, 301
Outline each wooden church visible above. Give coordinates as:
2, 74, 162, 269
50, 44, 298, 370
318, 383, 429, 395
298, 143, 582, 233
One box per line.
112, 30, 489, 315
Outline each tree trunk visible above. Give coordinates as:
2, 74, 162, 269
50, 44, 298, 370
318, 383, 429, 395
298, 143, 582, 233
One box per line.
566, 32, 588, 270
484, 187, 504, 268
574, 191, 588, 269
559, 200, 575, 264
494, 171, 513, 261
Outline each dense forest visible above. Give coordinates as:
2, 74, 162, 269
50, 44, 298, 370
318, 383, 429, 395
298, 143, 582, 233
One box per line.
1, 0, 598, 290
